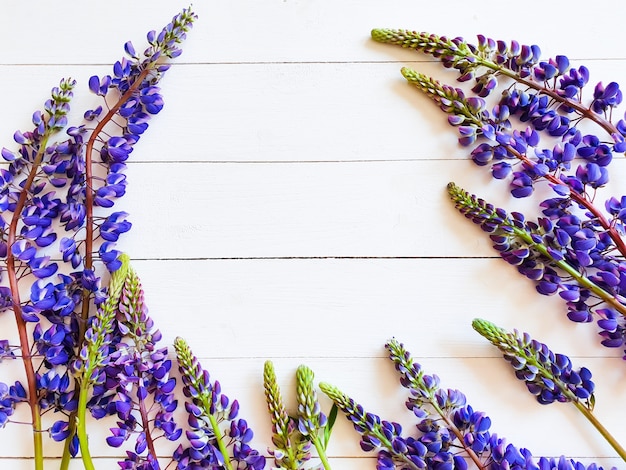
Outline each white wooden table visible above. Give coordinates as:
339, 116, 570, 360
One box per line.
1, 1, 625, 468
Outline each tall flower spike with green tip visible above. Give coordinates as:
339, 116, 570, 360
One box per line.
72, 253, 131, 470
369, 29, 618, 137
263, 360, 312, 469
296, 364, 334, 470
319, 381, 432, 470
173, 337, 266, 470
472, 318, 626, 462
86, 259, 181, 469
447, 182, 626, 321
385, 338, 488, 469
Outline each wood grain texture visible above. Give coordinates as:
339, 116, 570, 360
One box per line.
1, 1, 625, 469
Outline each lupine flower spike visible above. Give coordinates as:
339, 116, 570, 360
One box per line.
0, 78, 76, 470
321, 339, 609, 470
447, 182, 626, 356
371, 30, 626, 359
173, 337, 266, 470
263, 360, 313, 469
73, 254, 131, 470
296, 365, 334, 470
0, 7, 195, 470
66, 12, 197, 464
473, 318, 626, 462
88, 255, 180, 470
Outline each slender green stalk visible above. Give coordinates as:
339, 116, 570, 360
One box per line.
207, 413, 234, 470
75, 381, 95, 470
296, 365, 332, 470
573, 400, 626, 462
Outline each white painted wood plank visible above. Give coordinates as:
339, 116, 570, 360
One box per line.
122, 258, 616, 360
112, 159, 626, 259
3, 60, 626, 164
0, 0, 623, 64
1, 0, 626, 467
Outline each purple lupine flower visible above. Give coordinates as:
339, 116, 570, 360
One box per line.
319, 381, 427, 470
174, 337, 266, 470
448, 182, 626, 355
473, 319, 595, 404
473, 319, 626, 459
76, 255, 182, 468
0, 382, 26, 428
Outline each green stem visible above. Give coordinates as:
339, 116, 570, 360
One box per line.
207, 413, 234, 470
310, 436, 332, 470
573, 400, 626, 462
76, 379, 95, 470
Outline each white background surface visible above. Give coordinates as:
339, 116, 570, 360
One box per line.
1, 1, 626, 468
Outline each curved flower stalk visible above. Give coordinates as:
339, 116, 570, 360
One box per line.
472, 318, 626, 462
0, 6, 196, 470
263, 361, 336, 470
0, 78, 76, 470
173, 337, 266, 470
448, 182, 626, 356
84, 255, 180, 470
371, 30, 626, 262
321, 339, 610, 470
370, 29, 624, 139
370, 29, 626, 358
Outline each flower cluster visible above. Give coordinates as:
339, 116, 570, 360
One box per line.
262, 361, 334, 470
81, 255, 181, 469
447, 180, 626, 352
173, 337, 266, 470
372, 30, 626, 359
473, 319, 626, 460
321, 339, 611, 470
472, 319, 595, 405
0, 7, 196, 470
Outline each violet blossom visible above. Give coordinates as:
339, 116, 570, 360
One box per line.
371, 29, 626, 359
0, 7, 196, 470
